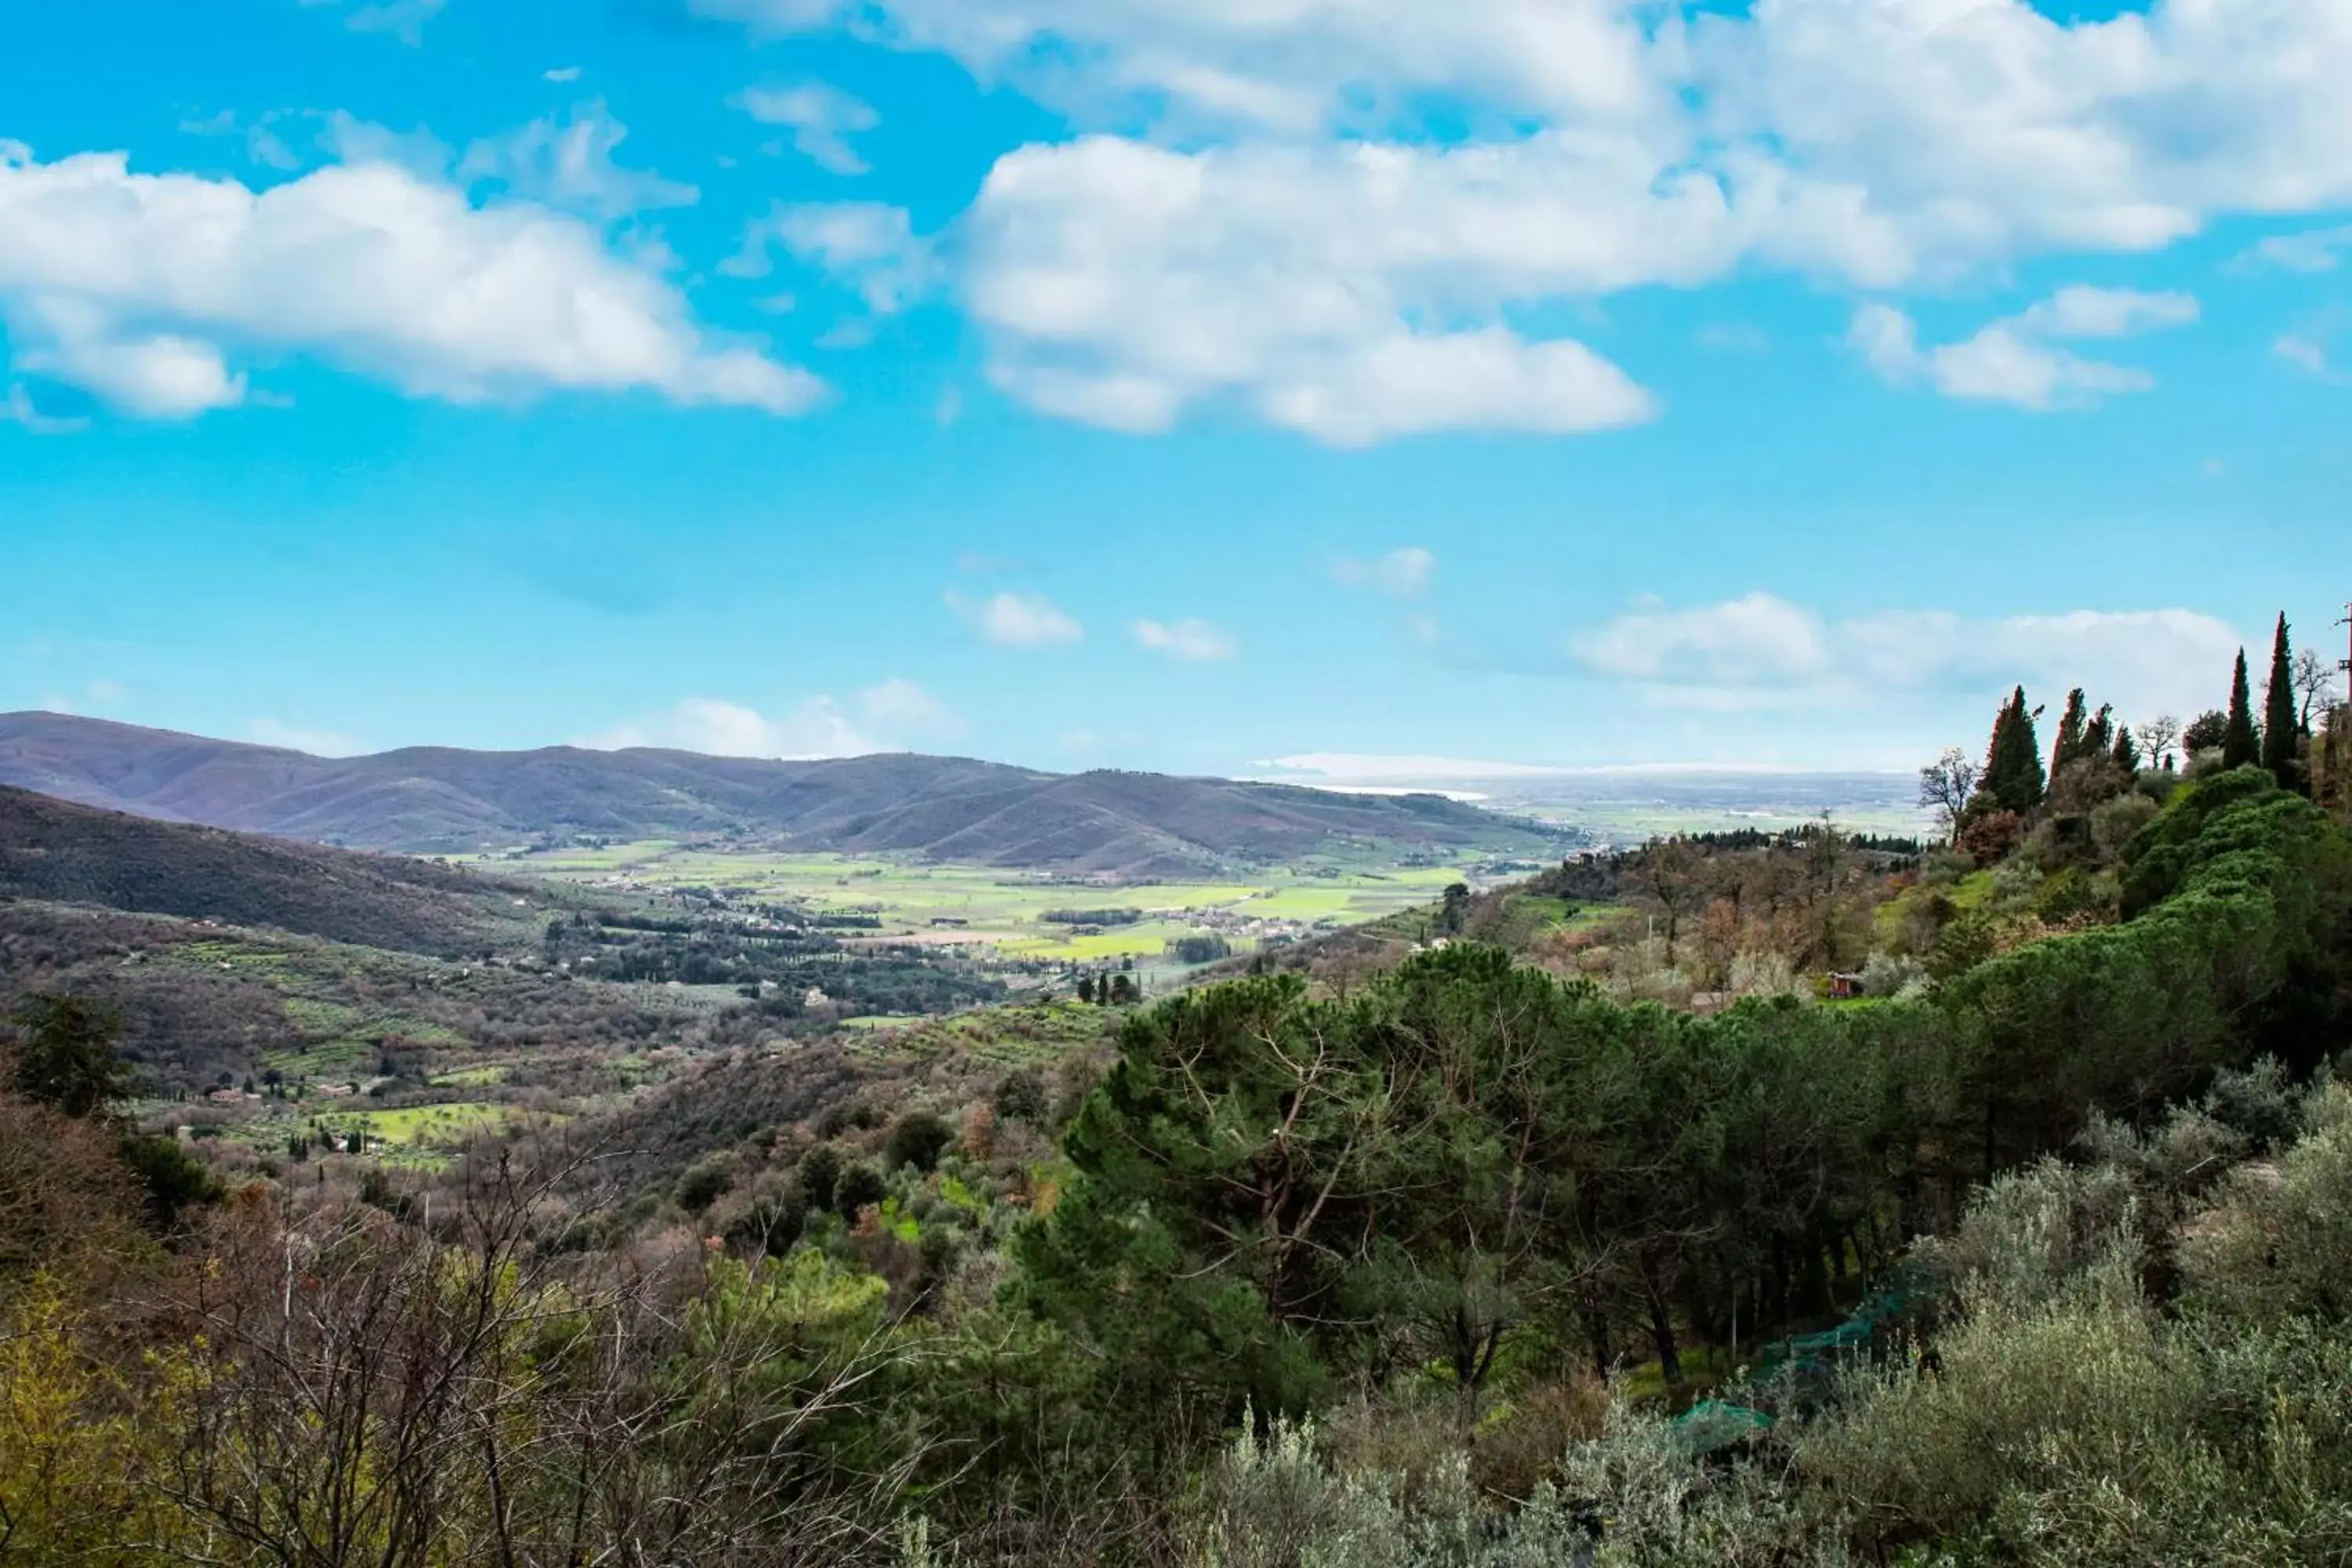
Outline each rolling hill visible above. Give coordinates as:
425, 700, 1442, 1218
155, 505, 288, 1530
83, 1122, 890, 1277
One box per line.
0, 713, 1571, 874
0, 784, 563, 956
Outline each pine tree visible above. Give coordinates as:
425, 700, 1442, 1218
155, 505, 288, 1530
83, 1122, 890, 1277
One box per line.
2110, 724, 2140, 773
2224, 649, 2261, 769
2050, 688, 2088, 779
2263, 614, 2303, 789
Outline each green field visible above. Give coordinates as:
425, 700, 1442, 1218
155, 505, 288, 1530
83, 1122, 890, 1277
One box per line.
506, 848, 1477, 972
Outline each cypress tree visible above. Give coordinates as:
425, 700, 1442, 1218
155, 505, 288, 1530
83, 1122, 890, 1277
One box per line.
1981, 686, 2046, 814
2050, 688, 2088, 779
2110, 724, 2140, 773
2009, 691, 2046, 811
2224, 649, 2261, 769
2263, 614, 2303, 789
1978, 694, 2014, 804
2084, 704, 2115, 762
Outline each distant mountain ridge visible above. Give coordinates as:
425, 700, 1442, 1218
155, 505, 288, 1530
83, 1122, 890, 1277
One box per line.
0, 713, 1570, 875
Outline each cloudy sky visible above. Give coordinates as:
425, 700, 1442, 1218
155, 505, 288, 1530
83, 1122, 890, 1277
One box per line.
5, 0, 2347, 779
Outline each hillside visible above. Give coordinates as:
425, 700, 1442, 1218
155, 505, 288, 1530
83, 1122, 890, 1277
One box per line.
0, 784, 561, 956
0, 712, 1570, 873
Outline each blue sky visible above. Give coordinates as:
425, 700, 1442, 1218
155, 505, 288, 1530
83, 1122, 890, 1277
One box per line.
4, 0, 2349, 781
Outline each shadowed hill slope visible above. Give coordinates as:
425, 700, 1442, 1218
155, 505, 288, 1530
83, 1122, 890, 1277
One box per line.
0, 784, 560, 956
0, 713, 1568, 873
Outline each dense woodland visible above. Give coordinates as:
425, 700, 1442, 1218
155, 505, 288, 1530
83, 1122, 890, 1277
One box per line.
9, 627, 2352, 1564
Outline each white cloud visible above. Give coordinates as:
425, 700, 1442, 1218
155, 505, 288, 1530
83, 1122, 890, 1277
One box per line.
691, 0, 1668, 134
0, 144, 821, 419
583, 681, 960, 759
738, 81, 880, 176
246, 717, 368, 757
1132, 618, 1238, 661
301, 0, 445, 47
1574, 593, 2246, 721
727, 201, 941, 314
1853, 286, 2194, 412
948, 589, 1083, 648
856, 676, 964, 741
1573, 591, 1831, 687
459, 103, 698, 222
1330, 546, 1436, 598
967, 135, 1679, 441
1258, 327, 1656, 445
0, 383, 91, 434
543, 66, 583, 84
698, 0, 2352, 443
2274, 320, 2345, 382
1258, 752, 1563, 783
2246, 224, 2352, 274
2014, 286, 2200, 340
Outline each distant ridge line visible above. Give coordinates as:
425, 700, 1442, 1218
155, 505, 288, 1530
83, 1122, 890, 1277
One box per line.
0, 712, 1572, 877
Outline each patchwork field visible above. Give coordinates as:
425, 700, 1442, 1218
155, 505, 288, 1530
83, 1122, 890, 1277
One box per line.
503, 845, 1490, 976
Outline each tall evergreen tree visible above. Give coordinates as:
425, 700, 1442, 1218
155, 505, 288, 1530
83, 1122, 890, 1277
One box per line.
2263, 614, 2303, 790
1981, 687, 2046, 814
2224, 649, 2261, 769
2050, 688, 2088, 779
2009, 691, 2046, 811
2110, 724, 2140, 773
2084, 704, 2115, 762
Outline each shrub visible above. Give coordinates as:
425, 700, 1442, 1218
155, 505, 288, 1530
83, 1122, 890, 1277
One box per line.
992, 1068, 1051, 1126
885, 1112, 955, 1174
676, 1156, 735, 1214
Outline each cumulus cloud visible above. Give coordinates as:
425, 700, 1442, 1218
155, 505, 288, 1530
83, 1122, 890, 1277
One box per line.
583, 681, 960, 758
0, 143, 820, 419
1132, 618, 1237, 661
698, 0, 2352, 443
947, 589, 1083, 647
458, 103, 699, 221
1852, 286, 2196, 411
1573, 593, 2247, 720
738, 81, 880, 176
727, 201, 941, 314
1330, 546, 1437, 598
966, 135, 1675, 441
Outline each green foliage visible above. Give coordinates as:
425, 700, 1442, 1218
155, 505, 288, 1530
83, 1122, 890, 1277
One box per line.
5, 994, 131, 1118
677, 1154, 735, 1214
1980, 686, 2047, 815
885, 1111, 956, 1173
2226, 648, 2262, 769
991, 1067, 1051, 1125
2265, 613, 2304, 789
114, 1133, 224, 1225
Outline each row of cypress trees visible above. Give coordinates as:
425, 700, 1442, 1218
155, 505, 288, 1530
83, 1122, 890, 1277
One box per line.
1979, 612, 2316, 814
2223, 612, 2307, 785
